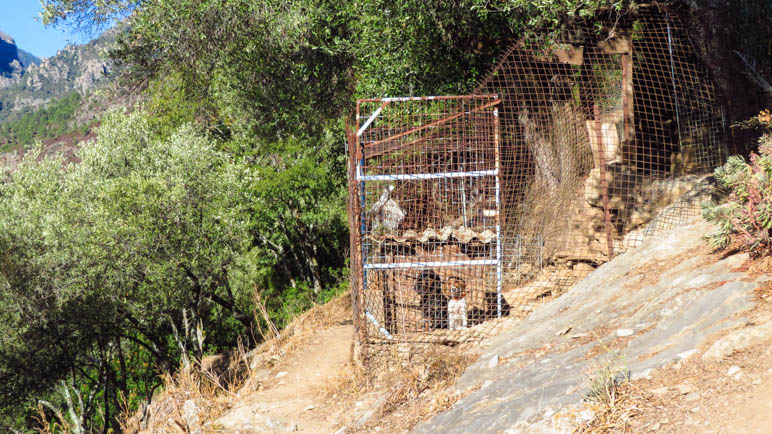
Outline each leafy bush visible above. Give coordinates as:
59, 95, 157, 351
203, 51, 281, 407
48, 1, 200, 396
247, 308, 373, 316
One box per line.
0, 110, 257, 431
703, 111, 772, 257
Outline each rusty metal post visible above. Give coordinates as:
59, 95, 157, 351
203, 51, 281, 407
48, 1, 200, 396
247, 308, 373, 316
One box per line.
345, 123, 361, 350
354, 101, 370, 355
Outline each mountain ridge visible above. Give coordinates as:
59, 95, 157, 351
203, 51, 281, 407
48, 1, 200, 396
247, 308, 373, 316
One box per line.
0, 28, 116, 121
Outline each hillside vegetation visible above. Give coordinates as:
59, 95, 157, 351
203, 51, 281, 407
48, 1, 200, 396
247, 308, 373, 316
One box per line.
0, 27, 115, 157
0, 0, 770, 432
0, 92, 88, 152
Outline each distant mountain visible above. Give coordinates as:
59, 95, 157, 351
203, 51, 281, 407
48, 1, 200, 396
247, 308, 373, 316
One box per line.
17, 48, 41, 69
0, 31, 24, 84
0, 29, 121, 168
0, 28, 116, 122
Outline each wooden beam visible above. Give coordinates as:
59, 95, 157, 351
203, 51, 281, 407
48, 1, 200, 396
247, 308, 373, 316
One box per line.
621, 52, 635, 159
534, 44, 584, 65
598, 37, 631, 54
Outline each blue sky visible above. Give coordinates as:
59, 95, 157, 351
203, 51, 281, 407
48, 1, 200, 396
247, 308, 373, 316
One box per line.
0, 0, 89, 58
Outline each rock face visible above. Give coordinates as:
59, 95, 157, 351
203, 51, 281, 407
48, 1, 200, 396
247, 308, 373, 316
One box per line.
414, 218, 770, 433
0, 31, 23, 84
0, 28, 115, 118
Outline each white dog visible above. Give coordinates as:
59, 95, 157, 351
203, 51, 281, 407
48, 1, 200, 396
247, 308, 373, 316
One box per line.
447, 277, 467, 330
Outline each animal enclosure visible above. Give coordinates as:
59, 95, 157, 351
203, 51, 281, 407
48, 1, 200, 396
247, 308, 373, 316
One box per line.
348, 10, 728, 347
349, 95, 507, 343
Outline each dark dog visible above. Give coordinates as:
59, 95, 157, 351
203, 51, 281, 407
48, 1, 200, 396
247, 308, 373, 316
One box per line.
414, 269, 448, 330
467, 291, 511, 326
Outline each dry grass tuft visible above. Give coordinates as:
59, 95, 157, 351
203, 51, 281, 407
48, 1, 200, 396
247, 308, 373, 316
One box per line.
326, 344, 477, 432
377, 348, 473, 418
576, 381, 642, 433
120, 348, 252, 434
575, 353, 641, 433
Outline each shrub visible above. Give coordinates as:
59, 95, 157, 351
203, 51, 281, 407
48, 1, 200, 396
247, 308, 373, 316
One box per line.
702, 111, 772, 257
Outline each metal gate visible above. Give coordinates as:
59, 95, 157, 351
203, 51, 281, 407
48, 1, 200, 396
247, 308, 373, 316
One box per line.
349, 95, 503, 344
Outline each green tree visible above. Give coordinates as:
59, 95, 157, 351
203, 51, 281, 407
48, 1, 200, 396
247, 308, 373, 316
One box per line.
0, 111, 257, 431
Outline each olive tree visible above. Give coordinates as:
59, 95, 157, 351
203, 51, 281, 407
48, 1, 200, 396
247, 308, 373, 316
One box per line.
0, 111, 257, 431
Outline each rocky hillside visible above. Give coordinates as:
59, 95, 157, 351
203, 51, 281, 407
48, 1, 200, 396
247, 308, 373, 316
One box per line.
0, 29, 121, 170
126, 214, 772, 433
0, 31, 39, 87
0, 28, 115, 122
416, 219, 771, 433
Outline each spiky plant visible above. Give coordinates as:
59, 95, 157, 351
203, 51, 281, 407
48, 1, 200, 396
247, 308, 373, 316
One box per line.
703, 112, 772, 257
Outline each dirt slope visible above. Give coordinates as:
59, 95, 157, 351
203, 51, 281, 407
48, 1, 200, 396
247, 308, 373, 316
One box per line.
215, 324, 353, 433
128, 220, 771, 433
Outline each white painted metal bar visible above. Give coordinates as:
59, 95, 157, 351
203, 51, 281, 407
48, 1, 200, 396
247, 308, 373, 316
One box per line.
357, 169, 497, 182
357, 104, 385, 137
494, 107, 503, 318
364, 259, 498, 270
359, 95, 496, 103
365, 310, 393, 339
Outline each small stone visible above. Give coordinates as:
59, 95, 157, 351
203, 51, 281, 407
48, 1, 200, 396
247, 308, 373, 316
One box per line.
617, 329, 634, 337
304, 405, 315, 411
650, 387, 669, 396
650, 422, 661, 431
637, 368, 652, 380
677, 349, 698, 360
354, 409, 377, 428
482, 380, 494, 389
684, 392, 700, 402
691, 407, 700, 413
570, 332, 589, 339
182, 400, 200, 429
488, 354, 499, 368
276, 371, 288, 379
579, 409, 594, 422
355, 401, 364, 408
727, 366, 741, 377
676, 384, 694, 395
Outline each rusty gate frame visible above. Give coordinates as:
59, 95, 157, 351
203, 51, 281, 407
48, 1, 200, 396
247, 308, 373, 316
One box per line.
348, 95, 504, 346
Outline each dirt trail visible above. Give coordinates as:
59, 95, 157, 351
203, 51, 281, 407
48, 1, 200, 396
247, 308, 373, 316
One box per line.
258, 324, 353, 432
216, 323, 356, 433
714, 375, 772, 433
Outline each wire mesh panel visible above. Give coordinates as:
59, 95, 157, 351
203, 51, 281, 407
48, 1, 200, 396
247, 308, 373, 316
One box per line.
475, 10, 727, 309
354, 96, 504, 344
347, 9, 729, 351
